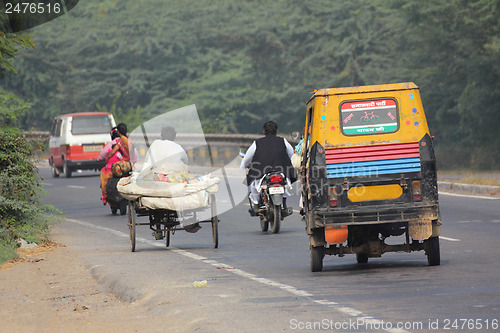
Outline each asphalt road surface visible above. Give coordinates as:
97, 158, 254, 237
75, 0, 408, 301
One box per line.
40, 166, 500, 333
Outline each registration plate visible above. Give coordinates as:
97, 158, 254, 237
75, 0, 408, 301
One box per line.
83, 144, 103, 152
269, 186, 284, 195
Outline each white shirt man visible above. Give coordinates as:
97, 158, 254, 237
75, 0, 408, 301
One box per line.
141, 127, 188, 172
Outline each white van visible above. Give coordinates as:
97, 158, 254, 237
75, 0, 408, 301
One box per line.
49, 112, 116, 177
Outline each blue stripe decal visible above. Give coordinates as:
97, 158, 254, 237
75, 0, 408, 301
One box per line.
326, 157, 421, 178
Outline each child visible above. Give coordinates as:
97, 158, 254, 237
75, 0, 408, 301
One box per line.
106, 140, 123, 168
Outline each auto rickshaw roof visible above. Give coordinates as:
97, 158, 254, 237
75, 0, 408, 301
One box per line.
309, 82, 418, 103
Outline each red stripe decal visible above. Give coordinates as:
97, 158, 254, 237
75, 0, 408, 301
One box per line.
326, 143, 420, 164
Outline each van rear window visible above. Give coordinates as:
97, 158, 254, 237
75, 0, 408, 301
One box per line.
71, 115, 112, 135
340, 98, 398, 135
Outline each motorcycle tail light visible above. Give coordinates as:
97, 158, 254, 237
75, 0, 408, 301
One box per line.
412, 181, 422, 202
329, 186, 338, 207
270, 174, 283, 183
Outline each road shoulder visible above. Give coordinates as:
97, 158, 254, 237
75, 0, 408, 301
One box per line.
0, 238, 183, 332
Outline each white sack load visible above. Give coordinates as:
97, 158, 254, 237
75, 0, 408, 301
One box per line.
117, 174, 220, 211
117, 177, 187, 200
138, 191, 211, 211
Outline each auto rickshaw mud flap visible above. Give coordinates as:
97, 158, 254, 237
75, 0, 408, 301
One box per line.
309, 228, 326, 247
305, 213, 326, 247
431, 219, 442, 237
308, 142, 329, 213
419, 134, 439, 203
408, 220, 432, 241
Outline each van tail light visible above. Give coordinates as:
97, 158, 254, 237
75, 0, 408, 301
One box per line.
329, 186, 338, 207
270, 174, 283, 183
412, 181, 422, 202
65, 145, 71, 157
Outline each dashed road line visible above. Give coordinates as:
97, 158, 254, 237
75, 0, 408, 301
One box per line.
65, 217, 411, 333
440, 236, 460, 242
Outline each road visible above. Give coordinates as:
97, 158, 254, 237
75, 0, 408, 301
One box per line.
40, 166, 500, 333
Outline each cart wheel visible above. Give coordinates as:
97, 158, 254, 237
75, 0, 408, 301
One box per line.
271, 204, 281, 234
211, 216, 218, 249
165, 230, 170, 247
310, 244, 324, 272
128, 201, 136, 252
111, 207, 118, 215
425, 236, 440, 266
211, 195, 218, 249
260, 216, 269, 232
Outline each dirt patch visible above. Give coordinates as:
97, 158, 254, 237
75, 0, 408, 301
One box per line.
0, 241, 65, 270
0, 242, 185, 332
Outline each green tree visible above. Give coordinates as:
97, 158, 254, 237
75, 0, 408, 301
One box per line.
0, 32, 34, 76
2, 0, 500, 168
96, 93, 144, 131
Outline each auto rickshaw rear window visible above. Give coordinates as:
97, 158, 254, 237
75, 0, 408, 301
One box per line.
340, 98, 399, 136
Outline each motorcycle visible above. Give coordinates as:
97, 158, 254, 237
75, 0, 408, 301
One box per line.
105, 177, 128, 215
249, 171, 293, 233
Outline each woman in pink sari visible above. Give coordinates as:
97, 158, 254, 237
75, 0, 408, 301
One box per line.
100, 123, 132, 204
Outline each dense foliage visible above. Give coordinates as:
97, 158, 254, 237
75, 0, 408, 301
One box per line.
0, 32, 33, 76
0, 92, 61, 263
0, 33, 59, 263
2, 0, 500, 169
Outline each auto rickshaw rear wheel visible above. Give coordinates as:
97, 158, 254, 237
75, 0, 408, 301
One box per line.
425, 236, 440, 266
356, 253, 369, 263
310, 244, 324, 272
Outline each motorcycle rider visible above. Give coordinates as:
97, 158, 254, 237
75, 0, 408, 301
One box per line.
240, 121, 297, 215
98, 123, 133, 204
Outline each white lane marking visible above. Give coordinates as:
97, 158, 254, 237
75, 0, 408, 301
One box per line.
457, 220, 482, 223
439, 191, 500, 200
65, 217, 410, 333
67, 185, 86, 189
41, 182, 53, 186
440, 236, 461, 242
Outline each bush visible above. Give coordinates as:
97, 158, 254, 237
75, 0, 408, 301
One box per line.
0, 93, 60, 264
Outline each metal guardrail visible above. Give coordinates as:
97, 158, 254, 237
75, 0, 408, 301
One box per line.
25, 131, 296, 148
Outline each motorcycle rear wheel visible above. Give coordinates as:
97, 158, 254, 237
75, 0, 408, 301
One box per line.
119, 199, 127, 215
271, 204, 281, 234
260, 216, 269, 232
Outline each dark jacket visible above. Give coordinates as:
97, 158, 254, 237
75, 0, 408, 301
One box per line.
246, 135, 297, 185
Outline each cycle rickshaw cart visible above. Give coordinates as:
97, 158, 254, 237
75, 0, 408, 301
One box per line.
118, 175, 220, 252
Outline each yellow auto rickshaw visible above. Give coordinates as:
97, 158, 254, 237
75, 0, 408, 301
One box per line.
299, 82, 441, 272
